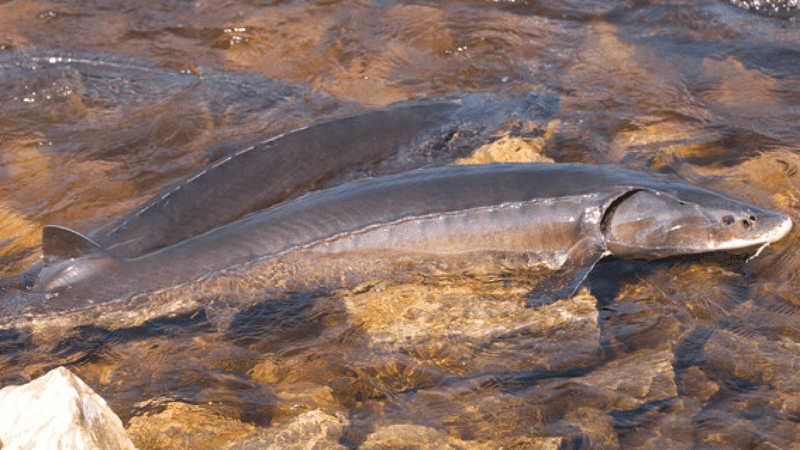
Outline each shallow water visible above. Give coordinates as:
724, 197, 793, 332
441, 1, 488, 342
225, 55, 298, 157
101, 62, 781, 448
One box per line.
1, 0, 800, 448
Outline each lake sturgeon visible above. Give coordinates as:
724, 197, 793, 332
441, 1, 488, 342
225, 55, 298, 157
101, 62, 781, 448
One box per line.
5, 163, 793, 331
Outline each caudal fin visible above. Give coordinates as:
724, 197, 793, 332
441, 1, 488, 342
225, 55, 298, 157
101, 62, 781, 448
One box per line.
41, 225, 115, 266
37, 225, 125, 292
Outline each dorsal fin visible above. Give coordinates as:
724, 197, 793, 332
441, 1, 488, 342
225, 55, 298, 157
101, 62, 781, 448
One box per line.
41, 225, 114, 266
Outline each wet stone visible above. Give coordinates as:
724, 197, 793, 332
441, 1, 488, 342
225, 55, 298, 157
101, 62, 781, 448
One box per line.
601, 261, 745, 358
377, 347, 675, 444
701, 56, 783, 119
729, 298, 800, 344
700, 329, 800, 385
248, 353, 353, 415
676, 366, 720, 401
0, 366, 135, 450
270, 383, 338, 418
608, 115, 723, 171
615, 397, 702, 449
689, 381, 800, 449
748, 417, 800, 450
561, 407, 619, 449
381, 382, 552, 441
690, 329, 800, 448
342, 283, 602, 375
126, 402, 347, 450
576, 346, 677, 407
360, 424, 467, 450
228, 409, 348, 450
694, 409, 759, 449
126, 402, 265, 449
360, 423, 562, 450
455, 122, 558, 165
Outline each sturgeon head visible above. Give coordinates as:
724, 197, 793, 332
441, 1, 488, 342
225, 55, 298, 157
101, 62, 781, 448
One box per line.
601, 188, 792, 260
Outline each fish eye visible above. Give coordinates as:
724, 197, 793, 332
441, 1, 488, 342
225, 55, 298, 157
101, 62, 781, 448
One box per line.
723, 215, 735, 225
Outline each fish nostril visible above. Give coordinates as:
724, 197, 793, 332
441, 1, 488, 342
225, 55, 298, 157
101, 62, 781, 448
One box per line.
723, 215, 735, 225
742, 219, 751, 229
750, 215, 757, 222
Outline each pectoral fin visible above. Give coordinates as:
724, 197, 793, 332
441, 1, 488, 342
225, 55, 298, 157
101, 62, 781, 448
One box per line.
525, 237, 607, 307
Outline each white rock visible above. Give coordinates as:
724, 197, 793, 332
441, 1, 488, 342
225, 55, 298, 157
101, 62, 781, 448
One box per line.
0, 366, 135, 450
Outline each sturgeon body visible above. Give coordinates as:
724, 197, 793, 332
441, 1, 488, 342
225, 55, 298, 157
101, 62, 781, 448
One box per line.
90, 100, 461, 257
4, 163, 792, 330
14, 93, 556, 288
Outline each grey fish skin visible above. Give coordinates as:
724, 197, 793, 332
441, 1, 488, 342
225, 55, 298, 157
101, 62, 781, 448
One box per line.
92, 100, 461, 257
31, 163, 792, 319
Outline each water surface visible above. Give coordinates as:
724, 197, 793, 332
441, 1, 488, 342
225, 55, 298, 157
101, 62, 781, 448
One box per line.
1, 0, 800, 448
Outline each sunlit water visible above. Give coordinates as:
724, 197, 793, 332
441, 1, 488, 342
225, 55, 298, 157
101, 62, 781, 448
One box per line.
1, 0, 800, 448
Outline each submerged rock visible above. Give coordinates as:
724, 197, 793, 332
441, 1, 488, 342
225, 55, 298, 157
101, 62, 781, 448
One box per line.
701, 328, 800, 385
342, 282, 602, 374
577, 346, 677, 406
231, 409, 348, 450
615, 397, 702, 449
126, 402, 347, 450
361, 423, 563, 450
126, 402, 265, 449
0, 366, 135, 450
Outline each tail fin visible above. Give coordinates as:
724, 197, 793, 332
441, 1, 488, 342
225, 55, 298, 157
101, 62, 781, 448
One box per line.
42, 225, 113, 266
37, 226, 124, 292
